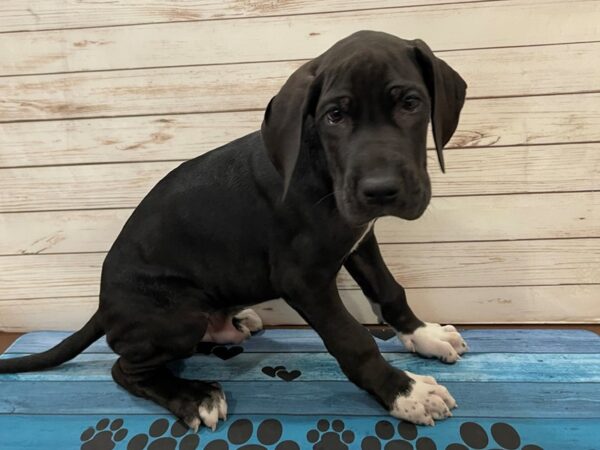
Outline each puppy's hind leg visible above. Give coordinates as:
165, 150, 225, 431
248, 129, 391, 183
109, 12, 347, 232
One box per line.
108, 308, 227, 431
112, 357, 227, 431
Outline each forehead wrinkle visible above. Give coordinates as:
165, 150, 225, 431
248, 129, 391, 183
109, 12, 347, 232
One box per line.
322, 40, 424, 80
323, 46, 424, 97
320, 59, 388, 108
316, 43, 428, 118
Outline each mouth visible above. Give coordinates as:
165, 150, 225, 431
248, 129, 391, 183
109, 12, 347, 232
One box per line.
336, 189, 430, 224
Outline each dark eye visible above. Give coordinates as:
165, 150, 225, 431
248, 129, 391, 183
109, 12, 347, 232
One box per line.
326, 108, 344, 124
401, 95, 421, 112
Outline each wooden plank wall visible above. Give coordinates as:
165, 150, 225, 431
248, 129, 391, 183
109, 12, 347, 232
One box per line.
0, 0, 599, 331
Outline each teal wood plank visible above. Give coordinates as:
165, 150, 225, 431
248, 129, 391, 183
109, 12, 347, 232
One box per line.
7, 329, 600, 354
0, 381, 599, 418
3, 352, 600, 383
0, 415, 598, 450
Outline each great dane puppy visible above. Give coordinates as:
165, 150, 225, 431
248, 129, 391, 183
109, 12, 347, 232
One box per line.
0, 31, 467, 429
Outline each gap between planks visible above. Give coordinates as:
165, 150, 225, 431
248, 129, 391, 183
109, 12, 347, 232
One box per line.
2, 325, 599, 353
0, 0, 507, 34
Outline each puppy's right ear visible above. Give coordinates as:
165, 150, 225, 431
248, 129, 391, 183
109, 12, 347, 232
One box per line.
261, 59, 321, 198
412, 39, 467, 173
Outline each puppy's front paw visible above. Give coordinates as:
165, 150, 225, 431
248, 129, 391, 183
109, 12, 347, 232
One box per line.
399, 322, 468, 363
390, 371, 456, 426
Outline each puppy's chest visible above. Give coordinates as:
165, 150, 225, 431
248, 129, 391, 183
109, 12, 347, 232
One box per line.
293, 220, 374, 264
348, 220, 375, 255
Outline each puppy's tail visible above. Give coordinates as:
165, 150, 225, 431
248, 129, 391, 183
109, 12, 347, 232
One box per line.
0, 312, 104, 373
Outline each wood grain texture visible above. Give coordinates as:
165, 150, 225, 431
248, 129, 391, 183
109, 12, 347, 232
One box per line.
3, 92, 600, 168
2, 1, 599, 75
2, 192, 598, 255
0, 298, 99, 332
335, 239, 600, 289
8, 329, 600, 354
258, 286, 600, 325
4, 351, 600, 382
0, 240, 597, 300
0, 0, 491, 32
1, 0, 598, 329
1, 143, 598, 213
0, 111, 261, 167
2, 42, 600, 121
1, 329, 599, 449
0, 380, 597, 417
2, 285, 600, 330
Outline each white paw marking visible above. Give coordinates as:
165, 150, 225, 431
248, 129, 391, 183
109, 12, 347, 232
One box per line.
390, 371, 457, 426
187, 417, 201, 433
234, 308, 263, 334
197, 391, 227, 431
398, 322, 468, 363
349, 220, 375, 254
217, 394, 228, 421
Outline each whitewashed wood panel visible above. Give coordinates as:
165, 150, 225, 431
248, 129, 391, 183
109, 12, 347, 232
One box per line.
0, 162, 171, 212
338, 239, 600, 289
374, 192, 600, 244
1, 1, 473, 32
0, 0, 598, 330
2, 285, 599, 331
0, 208, 129, 255
2, 192, 599, 255
0, 297, 99, 332
1, 143, 597, 213
3, 92, 600, 168
0, 240, 597, 300
255, 286, 600, 326
2, 42, 600, 122
0, 112, 261, 168
1, 0, 598, 75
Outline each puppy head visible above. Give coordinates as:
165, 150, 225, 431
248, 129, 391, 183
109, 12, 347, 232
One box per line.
261, 30, 467, 224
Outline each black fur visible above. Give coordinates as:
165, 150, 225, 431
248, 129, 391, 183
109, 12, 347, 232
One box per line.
0, 31, 466, 427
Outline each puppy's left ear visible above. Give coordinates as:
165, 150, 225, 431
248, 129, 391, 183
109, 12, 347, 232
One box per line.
261, 59, 321, 198
412, 39, 467, 172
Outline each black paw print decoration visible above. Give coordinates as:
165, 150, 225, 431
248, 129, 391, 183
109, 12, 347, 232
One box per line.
80, 418, 128, 450
204, 418, 299, 449
127, 418, 199, 450
307, 419, 355, 450
361, 420, 436, 450
446, 422, 543, 450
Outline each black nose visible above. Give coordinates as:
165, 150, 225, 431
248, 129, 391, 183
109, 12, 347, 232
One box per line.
359, 177, 400, 205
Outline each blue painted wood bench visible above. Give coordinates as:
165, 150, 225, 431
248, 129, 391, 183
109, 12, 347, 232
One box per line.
1, 329, 599, 449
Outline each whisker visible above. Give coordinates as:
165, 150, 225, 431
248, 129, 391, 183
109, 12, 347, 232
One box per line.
313, 190, 340, 207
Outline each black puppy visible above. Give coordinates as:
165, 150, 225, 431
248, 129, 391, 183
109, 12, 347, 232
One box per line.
0, 31, 468, 429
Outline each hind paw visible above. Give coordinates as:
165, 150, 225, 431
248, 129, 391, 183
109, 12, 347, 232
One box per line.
188, 388, 227, 432
234, 308, 263, 334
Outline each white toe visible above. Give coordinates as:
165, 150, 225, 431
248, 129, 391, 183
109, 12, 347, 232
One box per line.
186, 417, 201, 433
199, 403, 219, 431
390, 373, 457, 426
197, 390, 228, 431
217, 395, 228, 420
405, 371, 437, 385
432, 383, 457, 409
398, 322, 468, 363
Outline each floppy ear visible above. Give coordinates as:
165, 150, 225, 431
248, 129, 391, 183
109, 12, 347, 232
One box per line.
412, 39, 467, 172
261, 59, 321, 198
